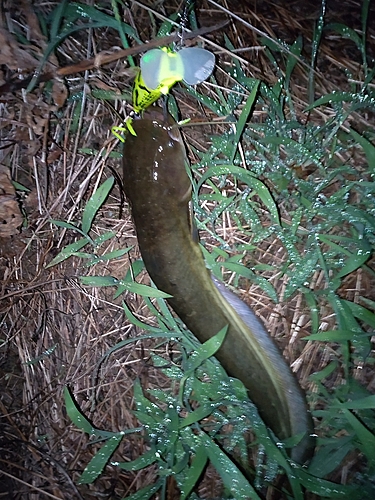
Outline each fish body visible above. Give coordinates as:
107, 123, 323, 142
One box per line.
122, 107, 314, 463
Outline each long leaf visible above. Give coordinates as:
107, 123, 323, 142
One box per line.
202, 433, 261, 499
198, 164, 280, 224
122, 479, 163, 500
82, 177, 114, 234
230, 82, 260, 163
180, 445, 208, 500
78, 435, 123, 484
46, 237, 88, 268
341, 408, 375, 466
64, 386, 94, 434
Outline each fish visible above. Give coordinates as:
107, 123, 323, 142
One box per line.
122, 107, 314, 464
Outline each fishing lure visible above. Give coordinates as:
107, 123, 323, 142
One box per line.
112, 46, 215, 140
140, 46, 215, 90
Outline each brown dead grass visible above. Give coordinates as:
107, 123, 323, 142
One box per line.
0, 0, 374, 498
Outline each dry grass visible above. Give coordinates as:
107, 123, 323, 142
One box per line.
0, 0, 374, 498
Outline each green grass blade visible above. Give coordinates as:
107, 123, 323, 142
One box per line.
49, 219, 79, 232
341, 408, 375, 468
121, 302, 166, 334
179, 403, 219, 428
361, 0, 371, 70
302, 289, 320, 334
79, 276, 119, 287
198, 164, 280, 224
92, 231, 117, 246
133, 379, 164, 420
117, 448, 159, 472
309, 0, 326, 104
342, 300, 375, 328
202, 433, 261, 499
118, 282, 171, 298
64, 386, 94, 434
111, 0, 135, 66
180, 445, 208, 500
296, 467, 365, 498
184, 326, 227, 373
318, 234, 372, 279
46, 238, 88, 268
83, 248, 132, 266
333, 395, 375, 410
182, 85, 228, 115
307, 436, 353, 477
78, 434, 123, 484
325, 23, 362, 53
350, 128, 375, 172
82, 177, 115, 234
304, 329, 370, 342
222, 261, 278, 302
49, 0, 68, 40
121, 479, 163, 500
230, 82, 260, 163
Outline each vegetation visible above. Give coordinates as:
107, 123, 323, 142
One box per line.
1, 0, 374, 498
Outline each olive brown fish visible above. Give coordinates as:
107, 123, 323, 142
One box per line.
122, 107, 314, 464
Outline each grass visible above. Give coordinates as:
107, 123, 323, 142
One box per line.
1, 0, 375, 499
